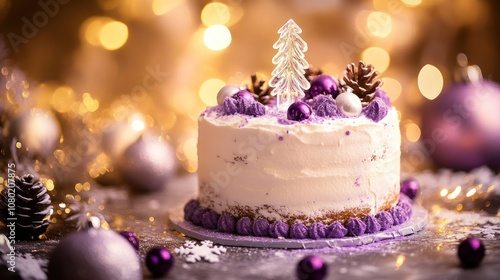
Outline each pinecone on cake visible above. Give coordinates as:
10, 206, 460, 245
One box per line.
250, 73, 273, 105
0, 174, 53, 240
341, 61, 383, 106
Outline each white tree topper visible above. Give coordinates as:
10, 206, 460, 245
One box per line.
268, 19, 310, 109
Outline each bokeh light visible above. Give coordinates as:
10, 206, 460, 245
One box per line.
401, 0, 422, 7
152, 0, 183, 16
361, 47, 390, 73
382, 77, 402, 101
418, 64, 443, 100
203, 25, 232, 51
201, 2, 230, 26
51, 86, 75, 113
81, 16, 111, 46
405, 122, 421, 142
199, 79, 225, 106
367, 11, 392, 38
99, 21, 129, 50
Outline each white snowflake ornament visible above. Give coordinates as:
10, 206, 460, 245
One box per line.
174, 240, 227, 263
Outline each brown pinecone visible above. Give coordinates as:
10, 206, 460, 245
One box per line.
341, 61, 383, 105
304, 66, 323, 82
0, 174, 53, 240
249, 73, 273, 105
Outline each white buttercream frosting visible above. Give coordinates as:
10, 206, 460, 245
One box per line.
197, 106, 401, 224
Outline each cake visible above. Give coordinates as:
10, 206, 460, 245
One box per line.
183, 20, 411, 239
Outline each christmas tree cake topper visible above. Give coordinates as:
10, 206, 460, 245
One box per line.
269, 19, 311, 110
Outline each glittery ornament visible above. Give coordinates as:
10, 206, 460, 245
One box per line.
458, 237, 485, 268
336, 91, 362, 117
116, 134, 176, 193
8, 109, 61, 158
400, 179, 420, 200
296, 255, 327, 280
420, 54, 500, 171
146, 247, 174, 278
48, 220, 141, 280
118, 231, 140, 251
287, 101, 312, 121
217, 85, 240, 105
305, 75, 339, 100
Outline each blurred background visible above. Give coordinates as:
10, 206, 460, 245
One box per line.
1, 0, 500, 197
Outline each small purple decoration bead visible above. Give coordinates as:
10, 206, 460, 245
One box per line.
201, 210, 220, 229
374, 89, 392, 107
308, 222, 327, 239
118, 231, 140, 251
252, 218, 270, 237
390, 206, 409, 225
362, 97, 388, 122
217, 213, 236, 233
183, 199, 199, 221
400, 178, 420, 200
269, 221, 289, 238
296, 255, 328, 280
290, 222, 309, 239
191, 207, 209, 226
310, 95, 340, 118
306, 74, 339, 100
326, 221, 348, 238
287, 101, 312, 121
375, 211, 394, 230
145, 247, 174, 278
236, 217, 253, 235
346, 218, 367, 236
458, 237, 486, 268
363, 215, 382, 234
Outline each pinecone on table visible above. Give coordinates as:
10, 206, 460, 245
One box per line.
0, 174, 53, 240
341, 61, 383, 106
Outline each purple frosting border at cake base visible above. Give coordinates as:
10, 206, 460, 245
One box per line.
168, 205, 427, 249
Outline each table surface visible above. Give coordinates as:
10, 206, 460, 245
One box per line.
3, 171, 500, 280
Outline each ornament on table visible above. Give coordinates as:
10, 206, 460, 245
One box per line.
100, 112, 145, 161
47, 217, 141, 280
420, 54, 500, 171
296, 255, 327, 280
457, 237, 485, 268
145, 247, 174, 278
7, 108, 61, 158
116, 133, 177, 193
0, 174, 53, 240
217, 85, 240, 105
118, 231, 140, 251
400, 178, 420, 200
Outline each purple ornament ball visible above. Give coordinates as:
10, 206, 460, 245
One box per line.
146, 247, 174, 278
296, 255, 328, 280
234, 89, 255, 101
400, 178, 420, 200
306, 75, 339, 100
458, 237, 485, 268
287, 101, 312, 121
420, 80, 500, 171
118, 231, 140, 251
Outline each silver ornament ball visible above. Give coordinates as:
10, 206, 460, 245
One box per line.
217, 85, 241, 105
336, 91, 362, 117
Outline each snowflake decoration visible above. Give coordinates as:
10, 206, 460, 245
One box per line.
174, 240, 227, 263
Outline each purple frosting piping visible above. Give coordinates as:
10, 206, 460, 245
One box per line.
201, 210, 220, 229
326, 221, 347, 238
363, 215, 382, 234
290, 223, 309, 239
183, 199, 199, 221
191, 207, 209, 226
269, 221, 289, 238
308, 222, 327, 239
236, 217, 253, 235
252, 218, 270, 237
217, 213, 236, 233
375, 211, 394, 230
362, 97, 388, 123
391, 206, 409, 225
398, 200, 413, 217
346, 218, 367, 236
375, 89, 392, 107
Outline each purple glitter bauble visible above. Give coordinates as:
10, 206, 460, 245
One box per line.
363, 215, 381, 234
346, 218, 366, 236
269, 221, 289, 238
287, 101, 312, 121
201, 210, 220, 229
217, 213, 236, 233
375, 211, 394, 230
390, 206, 409, 225
290, 223, 309, 239
118, 231, 140, 251
191, 207, 209, 226
236, 217, 253, 235
145, 247, 174, 278
296, 255, 328, 280
420, 80, 500, 171
400, 179, 420, 200
306, 75, 339, 100
458, 237, 486, 268
326, 221, 348, 238
308, 223, 327, 239
397, 200, 413, 217
252, 218, 270, 237
362, 97, 388, 122
183, 200, 199, 221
